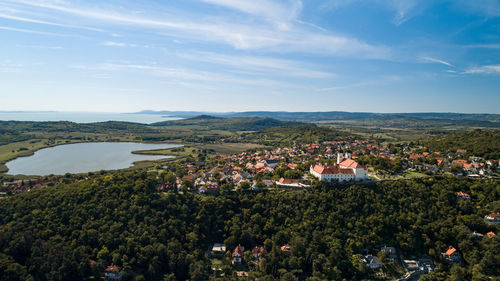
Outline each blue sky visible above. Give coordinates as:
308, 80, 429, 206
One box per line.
0, 0, 499, 113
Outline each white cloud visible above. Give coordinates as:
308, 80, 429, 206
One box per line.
201, 0, 302, 29
464, 65, 500, 74
453, 0, 500, 17
321, 0, 423, 26
0, 25, 68, 36
4, 0, 389, 58
465, 44, 500, 49
0, 13, 104, 32
421, 56, 454, 67
70, 63, 290, 87
390, 0, 418, 26
100, 41, 136, 47
18, 44, 63, 50
177, 51, 336, 78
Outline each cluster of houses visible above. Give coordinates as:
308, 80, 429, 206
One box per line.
0, 178, 58, 195
208, 243, 266, 273
158, 141, 381, 194
406, 149, 497, 177
360, 245, 434, 275
158, 139, 499, 196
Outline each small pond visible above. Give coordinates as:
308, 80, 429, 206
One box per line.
5, 142, 180, 175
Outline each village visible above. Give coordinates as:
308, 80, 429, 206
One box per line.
151, 138, 499, 196
2, 137, 498, 197
1, 138, 498, 280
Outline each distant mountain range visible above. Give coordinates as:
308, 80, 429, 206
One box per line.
151, 115, 307, 131
136, 110, 500, 122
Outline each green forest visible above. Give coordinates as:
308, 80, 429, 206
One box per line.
419, 130, 500, 159
0, 173, 498, 281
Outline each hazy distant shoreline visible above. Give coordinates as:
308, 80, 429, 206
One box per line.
0, 111, 178, 124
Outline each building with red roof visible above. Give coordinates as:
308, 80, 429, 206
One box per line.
252, 246, 265, 258
442, 246, 461, 264
104, 265, 123, 280
484, 213, 500, 225
281, 245, 291, 253
456, 192, 471, 200
310, 157, 368, 182
232, 245, 245, 264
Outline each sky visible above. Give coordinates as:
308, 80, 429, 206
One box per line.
0, 0, 499, 113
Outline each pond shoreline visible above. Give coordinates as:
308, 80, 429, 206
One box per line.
2, 141, 183, 176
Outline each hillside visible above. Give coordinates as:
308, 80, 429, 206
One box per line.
151, 115, 308, 131
241, 125, 357, 145
137, 111, 500, 130
419, 130, 500, 159
0, 172, 497, 280
0, 121, 159, 146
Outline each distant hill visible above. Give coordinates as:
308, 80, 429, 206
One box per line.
239, 125, 357, 145
419, 129, 500, 159
151, 115, 308, 131
138, 110, 500, 122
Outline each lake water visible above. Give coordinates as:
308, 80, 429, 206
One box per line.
0, 111, 178, 124
5, 142, 181, 175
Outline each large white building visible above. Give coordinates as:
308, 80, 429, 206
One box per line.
310, 154, 368, 182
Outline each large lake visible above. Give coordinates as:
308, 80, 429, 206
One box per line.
0, 111, 178, 124
5, 142, 181, 175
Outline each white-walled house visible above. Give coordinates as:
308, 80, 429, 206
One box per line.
310, 158, 368, 182
338, 159, 368, 180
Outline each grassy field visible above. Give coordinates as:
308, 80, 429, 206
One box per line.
368, 167, 429, 180
198, 143, 266, 154
134, 142, 265, 156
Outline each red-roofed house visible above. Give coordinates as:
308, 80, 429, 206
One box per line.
484, 213, 500, 225
310, 157, 368, 182
232, 245, 245, 264
310, 164, 356, 182
456, 192, 471, 200
281, 245, 291, 253
453, 160, 467, 167
442, 246, 461, 264
104, 265, 123, 280
252, 246, 265, 259
278, 178, 300, 185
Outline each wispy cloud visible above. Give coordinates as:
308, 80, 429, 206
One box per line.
0, 25, 68, 36
100, 41, 137, 47
465, 44, 500, 49
201, 0, 303, 29
316, 75, 402, 92
464, 64, 500, 74
320, 0, 420, 26
0, 61, 24, 73
18, 44, 63, 50
70, 62, 291, 87
453, 0, 500, 17
421, 56, 454, 67
4, 0, 389, 58
177, 51, 336, 78
390, 0, 418, 26
0, 13, 104, 32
